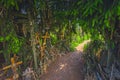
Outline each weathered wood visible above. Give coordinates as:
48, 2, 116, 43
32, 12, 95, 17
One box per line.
42, 32, 50, 46
0, 55, 22, 80
28, 12, 38, 70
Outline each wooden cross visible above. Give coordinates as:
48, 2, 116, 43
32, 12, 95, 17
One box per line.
1, 56, 22, 80
42, 32, 50, 46
40, 32, 50, 74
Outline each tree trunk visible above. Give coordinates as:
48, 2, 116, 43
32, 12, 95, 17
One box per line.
28, 13, 38, 70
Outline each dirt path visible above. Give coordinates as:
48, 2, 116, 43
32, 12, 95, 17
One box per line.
40, 40, 90, 80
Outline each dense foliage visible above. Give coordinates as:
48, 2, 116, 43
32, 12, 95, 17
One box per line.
0, 0, 120, 79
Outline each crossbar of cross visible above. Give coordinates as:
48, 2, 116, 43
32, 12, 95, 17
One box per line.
2, 61, 22, 71
42, 32, 50, 46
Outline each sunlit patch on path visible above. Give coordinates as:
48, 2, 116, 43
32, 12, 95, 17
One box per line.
75, 39, 90, 52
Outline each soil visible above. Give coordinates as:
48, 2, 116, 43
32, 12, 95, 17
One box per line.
40, 40, 90, 80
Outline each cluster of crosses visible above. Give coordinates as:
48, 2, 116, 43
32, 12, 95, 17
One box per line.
0, 30, 64, 79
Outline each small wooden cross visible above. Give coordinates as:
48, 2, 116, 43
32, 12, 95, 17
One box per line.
1, 56, 22, 80
42, 32, 50, 46
40, 32, 50, 74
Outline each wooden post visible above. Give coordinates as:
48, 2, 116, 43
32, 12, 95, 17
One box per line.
40, 45, 46, 60
28, 12, 38, 70
40, 45, 46, 74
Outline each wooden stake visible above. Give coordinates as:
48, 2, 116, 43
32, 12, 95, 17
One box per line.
40, 45, 46, 60
40, 32, 50, 74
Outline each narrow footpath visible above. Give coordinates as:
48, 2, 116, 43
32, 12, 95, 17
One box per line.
40, 40, 90, 80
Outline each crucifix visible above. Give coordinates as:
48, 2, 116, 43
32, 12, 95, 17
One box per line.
42, 32, 50, 46
0, 55, 22, 80
41, 31, 50, 59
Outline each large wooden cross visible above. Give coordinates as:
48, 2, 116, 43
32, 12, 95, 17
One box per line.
1, 55, 22, 80
42, 32, 50, 46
